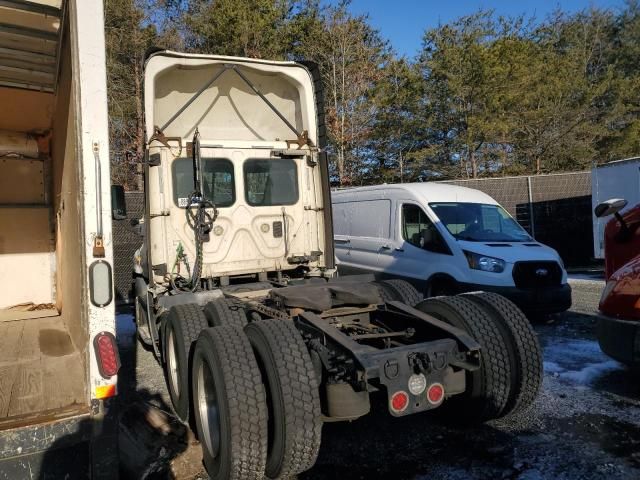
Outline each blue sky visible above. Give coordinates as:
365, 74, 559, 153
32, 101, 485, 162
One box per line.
340, 0, 628, 58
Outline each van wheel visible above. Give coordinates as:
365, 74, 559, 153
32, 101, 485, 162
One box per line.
192, 326, 268, 480
204, 298, 248, 328
245, 319, 322, 479
462, 292, 542, 417
376, 279, 423, 306
163, 304, 209, 422
415, 296, 512, 423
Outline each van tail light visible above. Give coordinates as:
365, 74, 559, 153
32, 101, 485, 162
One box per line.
94, 332, 120, 378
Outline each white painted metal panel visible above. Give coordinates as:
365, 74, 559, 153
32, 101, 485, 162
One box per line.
68, 0, 117, 400
592, 157, 640, 258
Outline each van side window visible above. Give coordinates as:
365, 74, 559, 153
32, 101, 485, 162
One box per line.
402, 204, 450, 254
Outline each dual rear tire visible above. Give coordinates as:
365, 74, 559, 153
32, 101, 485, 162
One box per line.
165, 299, 322, 480
192, 321, 322, 480
415, 292, 542, 422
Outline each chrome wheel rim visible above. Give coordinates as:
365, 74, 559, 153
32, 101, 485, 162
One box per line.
197, 359, 221, 459
167, 329, 180, 397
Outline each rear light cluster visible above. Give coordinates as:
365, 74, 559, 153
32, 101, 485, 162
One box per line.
389, 380, 445, 414
94, 332, 120, 378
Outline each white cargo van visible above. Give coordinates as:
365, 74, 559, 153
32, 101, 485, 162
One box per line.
333, 183, 571, 315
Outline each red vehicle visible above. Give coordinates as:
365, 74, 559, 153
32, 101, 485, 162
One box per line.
595, 198, 640, 366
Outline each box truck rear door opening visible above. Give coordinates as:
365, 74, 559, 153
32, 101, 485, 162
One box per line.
0, 1, 118, 477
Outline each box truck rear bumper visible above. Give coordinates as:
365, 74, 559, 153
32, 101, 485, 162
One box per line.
457, 282, 572, 315
0, 400, 118, 479
597, 314, 640, 367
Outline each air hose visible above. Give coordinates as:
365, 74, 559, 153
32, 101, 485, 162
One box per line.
185, 191, 217, 290
170, 128, 218, 292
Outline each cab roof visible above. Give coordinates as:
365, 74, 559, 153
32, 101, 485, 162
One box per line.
143, 50, 318, 145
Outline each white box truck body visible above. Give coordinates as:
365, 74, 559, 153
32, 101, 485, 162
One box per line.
0, 1, 119, 477
592, 157, 640, 259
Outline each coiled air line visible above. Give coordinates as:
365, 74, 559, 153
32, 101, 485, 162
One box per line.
171, 128, 217, 292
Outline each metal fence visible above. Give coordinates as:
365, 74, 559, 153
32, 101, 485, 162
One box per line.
442, 171, 593, 268
113, 191, 144, 304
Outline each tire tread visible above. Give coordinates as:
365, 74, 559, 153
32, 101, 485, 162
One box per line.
245, 319, 322, 479
415, 296, 512, 422
463, 292, 542, 416
196, 325, 268, 480
204, 298, 248, 328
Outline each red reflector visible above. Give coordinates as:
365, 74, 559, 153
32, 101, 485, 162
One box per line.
427, 383, 445, 404
94, 332, 120, 378
390, 391, 409, 413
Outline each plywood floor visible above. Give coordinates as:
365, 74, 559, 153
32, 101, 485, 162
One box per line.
0, 316, 86, 421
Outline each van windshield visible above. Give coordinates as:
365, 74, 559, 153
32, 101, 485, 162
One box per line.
429, 202, 532, 242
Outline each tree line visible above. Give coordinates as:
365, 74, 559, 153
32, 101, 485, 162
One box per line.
106, 0, 640, 188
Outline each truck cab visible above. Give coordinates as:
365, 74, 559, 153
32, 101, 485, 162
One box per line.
595, 199, 640, 365
138, 51, 334, 299
134, 50, 543, 480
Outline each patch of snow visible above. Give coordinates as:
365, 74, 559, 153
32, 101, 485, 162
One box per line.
543, 338, 623, 385
568, 275, 604, 283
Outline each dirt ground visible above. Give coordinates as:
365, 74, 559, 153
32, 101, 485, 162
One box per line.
116, 276, 640, 479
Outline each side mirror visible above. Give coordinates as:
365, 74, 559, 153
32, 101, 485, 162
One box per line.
594, 198, 628, 218
111, 185, 127, 220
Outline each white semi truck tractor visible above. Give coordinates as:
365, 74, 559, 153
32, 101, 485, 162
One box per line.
130, 50, 543, 480
0, 1, 119, 478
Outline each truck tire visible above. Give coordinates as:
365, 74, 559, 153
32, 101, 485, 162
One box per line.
163, 304, 209, 422
415, 296, 512, 422
378, 279, 423, 306
244, 319, 322, 479
192, 326, 268, 480
462, 292, 542, 416
204, 298, 248, 328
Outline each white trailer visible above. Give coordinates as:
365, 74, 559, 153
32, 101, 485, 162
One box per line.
592, 157, 640, 258
0, 1, 119, 477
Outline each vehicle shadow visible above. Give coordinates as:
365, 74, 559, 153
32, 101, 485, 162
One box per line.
116, 306, 201, 480
301, 393, 521, 480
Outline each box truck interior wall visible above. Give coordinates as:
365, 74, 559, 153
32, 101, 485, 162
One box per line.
0, 15, 87, 423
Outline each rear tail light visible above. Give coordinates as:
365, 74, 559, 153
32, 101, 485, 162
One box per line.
390, 391, 409, 413
94, 332, 120, 378
427, 383, 445, 405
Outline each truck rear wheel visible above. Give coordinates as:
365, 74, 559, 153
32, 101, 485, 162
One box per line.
244, 319, 322, 479
192, 326, 268, 480
462, 292, 542, 416
415, 296, 512, 423
378, 279, 423, 306
163, 304, 209, 422
204, 298, 248, 328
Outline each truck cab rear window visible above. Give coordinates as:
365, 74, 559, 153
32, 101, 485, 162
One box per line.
172, 158, 235, 208
243, 158, 298, 206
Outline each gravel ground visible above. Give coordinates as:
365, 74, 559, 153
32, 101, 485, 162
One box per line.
117, 276, 640, 479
